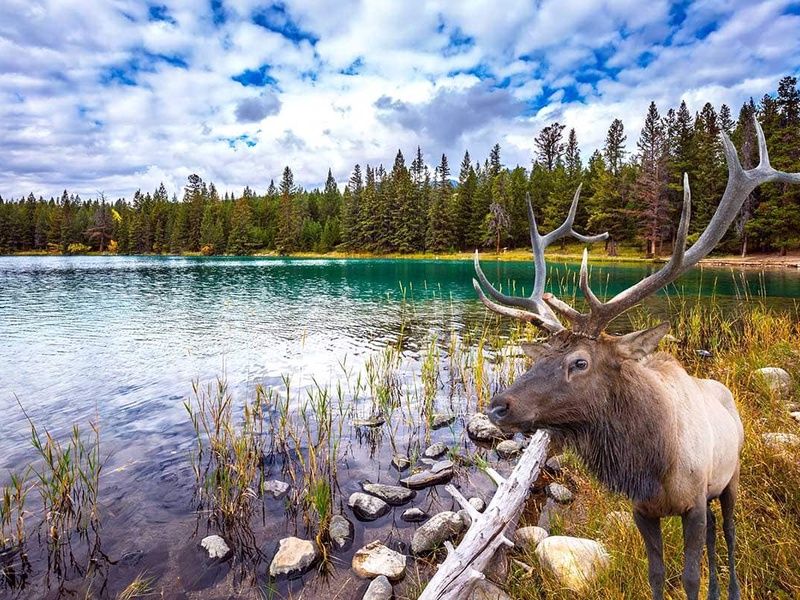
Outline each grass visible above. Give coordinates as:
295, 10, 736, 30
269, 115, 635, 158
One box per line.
504, 301, 800, 599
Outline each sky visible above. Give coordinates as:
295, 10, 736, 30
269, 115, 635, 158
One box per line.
1, 0, 799, 200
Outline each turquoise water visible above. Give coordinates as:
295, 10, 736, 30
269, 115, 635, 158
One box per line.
0, 255, 798, 597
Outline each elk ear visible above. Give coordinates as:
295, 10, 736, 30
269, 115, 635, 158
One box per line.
521, 342, 550, 362
615, 322, 670, 360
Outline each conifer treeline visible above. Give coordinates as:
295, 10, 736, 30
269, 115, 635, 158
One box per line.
1, 76, 798, 257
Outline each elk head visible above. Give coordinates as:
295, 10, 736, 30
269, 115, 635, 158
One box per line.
474, 116, 800, 433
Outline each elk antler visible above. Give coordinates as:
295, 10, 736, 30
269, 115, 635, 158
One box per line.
473, 186, 608, 332
545, 116, 800, 337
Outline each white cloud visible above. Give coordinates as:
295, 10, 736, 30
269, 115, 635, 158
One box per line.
0, 0, 798, 199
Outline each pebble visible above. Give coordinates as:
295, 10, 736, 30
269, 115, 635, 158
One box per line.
411, 511, 466, 555
349, 492, 391, 521
535, 536, 610, 592
466, 413, 510, 444
431, 459, 454, 473
363, 575, 393, 600
329, 515, 353, 550
200, 535, 231, 560
354, 416, 385, 428
468, 497, 486, 512
430, 414, 456, 429
514, 525, 548, 548
263, 480, 290, 499
424, 442, 449, 459
402, 507, 428, 522
496, 439, 522, 458
352, 541, 407, 581
269, 537, 318, 578
361, 481, 416, 506
546, 482, 574, 504
544, 455, 564, 476
762, 432, 800, 449
400, 467, 453, 489
391, 454, 411, 471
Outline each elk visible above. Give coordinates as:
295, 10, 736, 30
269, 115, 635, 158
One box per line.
472, 118, 800, 600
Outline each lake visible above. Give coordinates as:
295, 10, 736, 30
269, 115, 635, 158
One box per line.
1, 255, 799, 599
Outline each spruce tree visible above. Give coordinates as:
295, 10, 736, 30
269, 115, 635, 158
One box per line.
603, 119, 627, 176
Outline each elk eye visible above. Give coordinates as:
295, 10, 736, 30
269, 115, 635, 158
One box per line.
574, 359, 588, 370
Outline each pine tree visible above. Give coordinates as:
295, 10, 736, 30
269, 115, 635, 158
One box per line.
635, 101, 670, 256
565, 128, 582, 180
489, 144, 502, 177
275, 166, 296, 253
534, 123, 566, 171
603, 119, 627, 176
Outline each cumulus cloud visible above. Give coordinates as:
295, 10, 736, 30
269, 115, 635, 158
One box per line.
0, 0, 798, 198
235, 92, 282, 122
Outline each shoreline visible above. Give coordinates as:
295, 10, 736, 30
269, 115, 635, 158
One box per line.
5, 249, 800, 270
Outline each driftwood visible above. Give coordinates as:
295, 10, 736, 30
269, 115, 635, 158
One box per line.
418, 429, 551, 600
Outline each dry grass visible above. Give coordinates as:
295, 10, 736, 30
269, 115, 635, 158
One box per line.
505, 303, 800, 599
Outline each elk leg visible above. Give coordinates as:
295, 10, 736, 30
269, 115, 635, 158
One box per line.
720, 477, 741, 600
680, 502, 707, 600
706, 504, 719, 600
634, 511, 665, 600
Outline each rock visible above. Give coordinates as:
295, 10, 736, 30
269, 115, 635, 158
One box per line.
754, 367, 791, 396
762, 432, 800, 449
430, 414, 456, 429
402, 507, 428, 522
363, 575, 393, 600
329, 515, 353, 550
546, 483, 574, 504
535, 536, 610, 592
200, 535, 231, 560
400, 467, 453, 489
361, 481, 416, 506
696, 349, 713, 359
468, 580, 512, 600
790, 411, 800, 423
537, 498, 568, 532
411, 511, 466, 555
514, 525, 548, 548
604, 511, 635, 532
349, 492, 391, 521
496, 439, 522, 458
263, 480, 290, 499
431, 459, 454, 473
468, 497, 486, 513
544, 455, 564, 476
269, 537, 318, 578
352, 541, 407, 581
467, 413, 510, 444
391, 454, 411, 471
424, 442, 449, 459
354, 416, 385, 428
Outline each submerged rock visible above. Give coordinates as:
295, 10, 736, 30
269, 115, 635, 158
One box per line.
431, 459, 454, 473
430, 413, 456, 429
754, 366, 791, 396
200, 535, 231, 560
263, 480, 290, 499
349, 492, 391, 521
546, 483, 573, 504
361, 481, 416, 506
411, 511, 466, 555
424, 442, 449, 459
400, 467, 453, 489
354, 416, 385, 428
352, 541, 407, 581
269, 537, 317, 578
535, 536, 610, 592
496, 439, 522, 458
466, 413, 510, 444
402, 507, 428, 522
363, 575, 393, 600
329, 515, 353, 550
391, 454, 411, 471
514, 525, 548, 548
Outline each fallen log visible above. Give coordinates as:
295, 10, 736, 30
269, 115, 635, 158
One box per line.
417, 429, 551, 600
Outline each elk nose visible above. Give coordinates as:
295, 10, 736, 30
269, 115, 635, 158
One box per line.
488, 401, 509, 423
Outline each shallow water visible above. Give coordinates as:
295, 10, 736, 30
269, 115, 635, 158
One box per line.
1, 255, 799, 598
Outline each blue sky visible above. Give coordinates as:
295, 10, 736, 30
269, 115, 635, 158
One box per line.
1, 0, 799, 199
